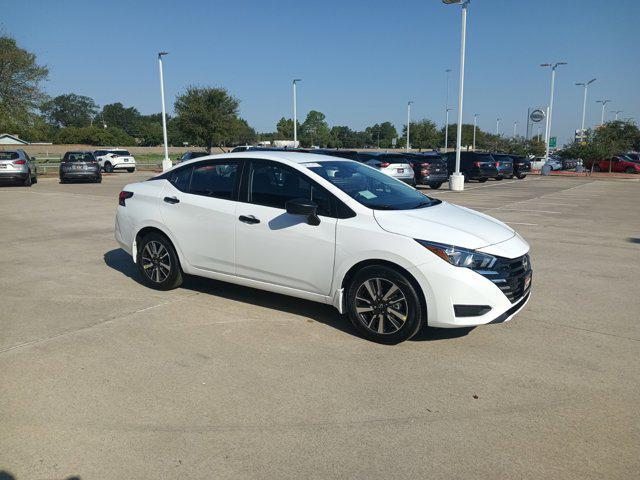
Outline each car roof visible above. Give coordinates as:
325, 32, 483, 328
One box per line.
170, 151, 347, 170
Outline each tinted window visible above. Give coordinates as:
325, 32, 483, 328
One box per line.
306, 161, 439, 210
168, 166, 192, 192
248, 160, 332, 216
189, 161, 238, 199
0, 152, 19, 160
64, 152, 94, 162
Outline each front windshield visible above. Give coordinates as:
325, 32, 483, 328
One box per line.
305, 160, 440, 210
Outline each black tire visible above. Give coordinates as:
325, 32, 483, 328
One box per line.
494, 176, 503, 181
127, 168, 135, 173
346, 265, 424, 345
95, 177, 102, 183
593, 164, 601, 172
32, 173, 38, 184
478, 178, 488, 183
516, 174, 526, 179
60, 177, 66, 184
625, 167, 636, 174
429, 182, 442, 189
104, 162, 114, 173
136, 232, 183, 290
23, 171, 32, 187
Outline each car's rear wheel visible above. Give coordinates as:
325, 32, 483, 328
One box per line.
494, 176, 503, 181
625, 166, 636, 174
516, 174, 526, 179
136, 232, 183, 290
346, 265, 424, 344
127, 168, 135, 173
478, 178, 488, 183
429, 182, 442, 189
593, 164, 601, 172
23, 171, 32, 187
104, 162, 114, 173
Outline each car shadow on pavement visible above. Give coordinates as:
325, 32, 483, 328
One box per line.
104, 248, 475, 343
628, 237, 640, 244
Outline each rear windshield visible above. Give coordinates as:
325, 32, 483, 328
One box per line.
0, 152, 19, 160
109, 150, 131, 156
475, 154, 495, 163
64, 152, 95, 162
368, 155, 411, 164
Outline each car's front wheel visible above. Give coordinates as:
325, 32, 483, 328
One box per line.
136, 232, 183, 290
429, 182, 442, 189
625, 166, 636, 174
516, 173, 527, 179
104, 162, 114, 173
346, 265, 424, 344
478, 178, 488, 183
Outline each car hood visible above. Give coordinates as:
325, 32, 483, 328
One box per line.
373, 201, 515, 250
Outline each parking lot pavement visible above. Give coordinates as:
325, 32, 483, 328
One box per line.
1, 174, 639, 479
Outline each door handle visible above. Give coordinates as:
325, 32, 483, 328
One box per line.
239, 215, 260, 224
164, 196, 180, 204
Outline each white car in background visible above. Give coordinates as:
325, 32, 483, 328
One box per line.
359, 153, 416, 186
115, 151, 532, 344
94, 149, 136, 173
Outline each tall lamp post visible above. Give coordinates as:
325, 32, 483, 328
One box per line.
611, 110, 623, 121
472, 113, 479, 150
513, 121, 518, 137
575, 78, 596, 135
541, 62, 567, 162
444, 68, 452, 151
496, 117, 501, 135
596, 99, 610, 125
443, 0, 470, 192
158, 52, 171, 172
406, 101, 413, 151
292, 79, 302, 147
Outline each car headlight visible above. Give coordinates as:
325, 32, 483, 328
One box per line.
416, 239, 497, 270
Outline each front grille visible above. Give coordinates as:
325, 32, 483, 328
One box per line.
478, 254, 532, 303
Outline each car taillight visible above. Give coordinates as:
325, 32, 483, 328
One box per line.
474, 161, 481, 167
380, 162, 390, 168
13, 160, 26, 165
495, 162, 500, 167
119, 191, 133, 206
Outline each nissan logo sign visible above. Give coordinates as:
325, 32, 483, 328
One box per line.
530, 109, 545, 123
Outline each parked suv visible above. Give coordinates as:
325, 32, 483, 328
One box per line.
508, 155, 532, 179
490, 153, 514, 180
443, 152, 498, 182
0, 149, 37, 186
59, 151, 102, 183
593, 155, 640, 174
357, 152, 416, 185
115, 151, 532, 344
406, 153, 448, 189
94, 149, 136, 173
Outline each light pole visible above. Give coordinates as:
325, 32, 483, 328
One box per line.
473, 113, 478, 150
513, 121, 518, 137
596, 99, 610, 126
575, 78, 596, 134
443, 0, 469, 192
496, 117, 501, 135
541, 62, 567, 162
158, 52, 171, 172
444, 68, 452, 151
406, 101, 413, 151
611, 110, 623, 121
292, 79, 301, 147
444, 108, 451, 151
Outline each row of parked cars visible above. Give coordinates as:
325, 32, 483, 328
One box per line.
59, 149, 137, 183
222, 147, 532, 188
591, 153, 640, 174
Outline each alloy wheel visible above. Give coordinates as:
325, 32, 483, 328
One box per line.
355, 278, 408, 334
141, 241, 171, 283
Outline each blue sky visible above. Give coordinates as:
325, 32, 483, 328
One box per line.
2, 0, 639, 144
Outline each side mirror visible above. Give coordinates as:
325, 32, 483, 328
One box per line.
285, 198, 320, 226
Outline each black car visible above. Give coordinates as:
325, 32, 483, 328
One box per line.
443, 152, 498, 182
177, 151, 209, 163
508, 155, 532, 179
405, 153, 448, 189
59, 151, 101, 183
489, 153, 514, 180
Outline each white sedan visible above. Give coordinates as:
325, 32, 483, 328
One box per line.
115, 151, 532, 344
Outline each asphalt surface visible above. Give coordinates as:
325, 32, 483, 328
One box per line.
1, 172, 639, 479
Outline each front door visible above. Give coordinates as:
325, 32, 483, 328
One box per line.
235, 159, 337, 295
159, 159, 240, 274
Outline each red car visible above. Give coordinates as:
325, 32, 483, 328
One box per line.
593, 155, 640, 174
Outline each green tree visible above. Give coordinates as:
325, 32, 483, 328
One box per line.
100, 102, 141, 135
365, 122, 398, 148
275, 117, 298, 139
55, 125, 134, 145
41, 93, 98, 128
300, 110, 330, 147
0, 35, 49, 135
401, 119, 439, 149
174, 87, 241, 152
559, 120, 640, 166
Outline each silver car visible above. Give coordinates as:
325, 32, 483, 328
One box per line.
0, 149, 38, 186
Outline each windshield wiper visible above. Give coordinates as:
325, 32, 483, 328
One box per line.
412, 201, 434, 209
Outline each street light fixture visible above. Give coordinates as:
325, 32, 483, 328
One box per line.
406, 101, 413, 151
158, 51, 171, 172
472, 113, 479, 150
444, 68, 452, 152
575, 78, 596, 134
496, 117, 501, 135
442, 0, 470, 192
595, 99, 611, 126
541, 62, 567, 162
292, 79, 302, 147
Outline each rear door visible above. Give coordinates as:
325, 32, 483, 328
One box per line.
235, 159, 337, 295
158, 159, 240, 274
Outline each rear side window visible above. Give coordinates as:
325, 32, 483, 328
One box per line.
189, 161, 239, 199
168, 166, 192, 192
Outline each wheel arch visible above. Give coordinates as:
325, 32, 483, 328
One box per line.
133, 225, 185, 271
